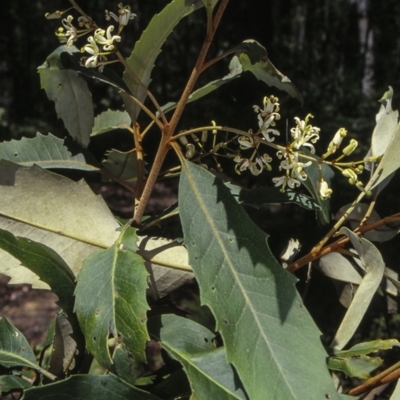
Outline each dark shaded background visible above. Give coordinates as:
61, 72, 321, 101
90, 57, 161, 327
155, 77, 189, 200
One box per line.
2, 0, 400, 144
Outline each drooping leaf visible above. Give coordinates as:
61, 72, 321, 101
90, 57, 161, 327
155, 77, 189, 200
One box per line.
21, 374, 161, 400
74, 225, 149, 383
149, 314, 247, 400
179, 160, 340, 400
367, 122, 400, 190
102, 149, 139, 182
38, 46, 94, 148
328, 354, 382, 379
91, 110, 132, 137
0, 318, 54, 380
0, 161, 120, 289
371, 86, 398, 157
318, 252, 363, 285
235, 40, 303, 104
122, 0, 218, 122
0, 133, 99, 171
331, 227, 385, 350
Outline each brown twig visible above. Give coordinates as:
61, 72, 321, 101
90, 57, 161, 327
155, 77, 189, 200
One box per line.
287, 212, 400, 273
132, 0, 230, 226
349, 360, 400, 396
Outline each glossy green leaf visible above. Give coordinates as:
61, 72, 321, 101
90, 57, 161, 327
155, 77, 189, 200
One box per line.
122, 0, 217, 122
38, 46, 94, 148
331, 227, 385, 350
91, 110, 132, 137
75, 226, 149, 383
0, 318, 53, 380
178, 160, 340, 400
21, 374, 161, 400
236, 40, 303, 104
0, 133, 99, 171
150, 314, 246, 400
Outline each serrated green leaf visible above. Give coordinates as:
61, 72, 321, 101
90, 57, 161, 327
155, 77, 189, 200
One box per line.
236, 40, 303, 104
0, 133, 99, 171
178, 160, 340, 400
328, 354, 382, 379
331, 228, 385, 350
74, 226, 149, 382
21, 374, 161, 400
122, 0, 217, 122
38, 46, 94, 148
91, 110, 132, 137
102, 149, 139, 182
150, 314, 246, 400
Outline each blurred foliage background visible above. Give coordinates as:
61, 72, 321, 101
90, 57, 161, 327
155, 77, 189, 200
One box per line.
2, 0, 400, 144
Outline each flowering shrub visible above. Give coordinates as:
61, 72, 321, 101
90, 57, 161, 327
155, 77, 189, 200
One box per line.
0, 1, 400, 399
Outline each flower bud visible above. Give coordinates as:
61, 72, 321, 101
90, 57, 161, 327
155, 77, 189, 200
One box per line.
185, 143, 195, 159
342, 139, 358, 156
342, 168, 357, 184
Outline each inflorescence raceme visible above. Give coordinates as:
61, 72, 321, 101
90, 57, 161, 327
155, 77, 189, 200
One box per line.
47, 3, 136, 71
178, 95, 376, 200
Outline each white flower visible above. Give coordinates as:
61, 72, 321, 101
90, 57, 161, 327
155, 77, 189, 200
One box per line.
318, 179, 332, 200
290, 114, 320, 153
82, 36, 102, 68
238, 135, 256, 149
253, 96, 281, 141
323, 128, 347, 158
105, 3, 136, 28
94, 26, 121, 51
273, 175, 301, 189
56, 15, 78, 46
